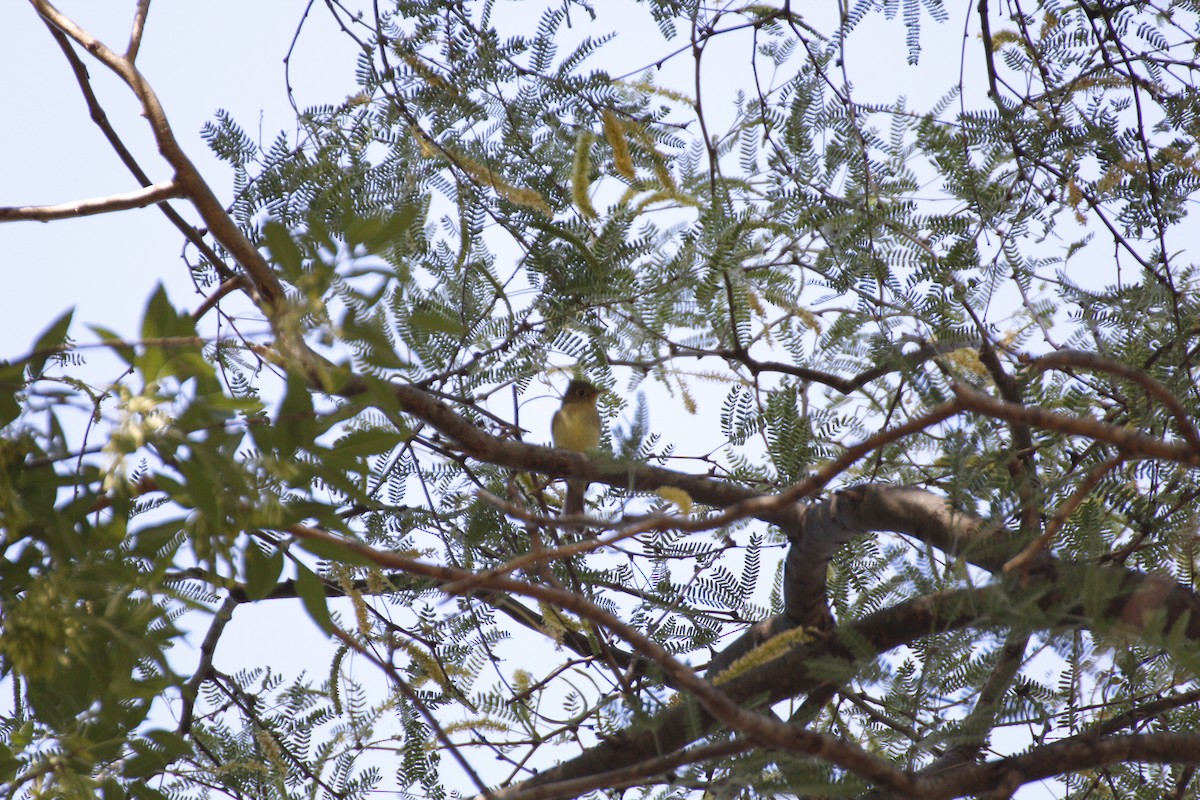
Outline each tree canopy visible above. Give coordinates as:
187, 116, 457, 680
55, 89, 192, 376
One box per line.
5, 0, 1200, 798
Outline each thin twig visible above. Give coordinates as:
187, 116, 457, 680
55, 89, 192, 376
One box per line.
1004, 453, 1125, 574
177, 594, 238, 735
192, 276, 246, 321
329, 625, 497, 800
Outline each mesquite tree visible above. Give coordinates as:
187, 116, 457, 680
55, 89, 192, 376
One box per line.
4, 0, 1200, 798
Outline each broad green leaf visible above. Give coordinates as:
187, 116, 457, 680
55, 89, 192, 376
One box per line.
263, 220, 304, 281
0, 361, 23, 428
28, 308, 74, 377
89, 323, 136, 366
361, 374, 408, 422
243, 541, 284, 600
140, 284, 194, 341
331, 427, 404, 459
138, 285, 197, 381
298, 534, 376, 567
409, 306, 467, 337
129, 786, 171, 800
0, 742, 19, 783
130, 519, 186, 559
343, 205, 418, 251
274, 371, 316, 459
121, 730, 188, 779
342, 306, 409, 369
294, 560, 333, 634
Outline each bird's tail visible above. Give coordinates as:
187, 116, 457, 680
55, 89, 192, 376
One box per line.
564, 478, 589, 518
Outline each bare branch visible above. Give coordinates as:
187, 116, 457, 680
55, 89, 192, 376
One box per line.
37, 11, 236, 282
0, 181, 181, 222
126, 0, 150, 61
31, 0, 286, 311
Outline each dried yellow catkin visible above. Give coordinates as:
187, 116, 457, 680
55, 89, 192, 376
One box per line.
602, 110, 636, 180
572, 129, 598, 219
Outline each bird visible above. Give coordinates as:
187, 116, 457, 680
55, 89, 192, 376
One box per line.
551, 378, 604, 517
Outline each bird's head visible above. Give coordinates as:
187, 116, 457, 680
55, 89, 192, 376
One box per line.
563, 379, 604, 403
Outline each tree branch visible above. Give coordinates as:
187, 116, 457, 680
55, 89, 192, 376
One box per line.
0, 181, 182, 222
1023, 349, 1200, 452
953, 382, 1200, 464
31, 0, 286, 311
923, 731, 1200, 799
496, 739, 752, 800
285, 523, 924, 798
126, 0, 150, 61
363, 378, 965, 533
36, 13, 237, 283
177, 593, 237, 736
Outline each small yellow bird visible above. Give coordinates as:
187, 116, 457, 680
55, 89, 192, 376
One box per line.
551, 379, 604, 516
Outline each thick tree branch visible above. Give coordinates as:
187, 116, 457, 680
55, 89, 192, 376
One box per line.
815, 486, 1200, 644
358, 379, 964, 533
716, 482, 1200, 699
497, 739, 752, 800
